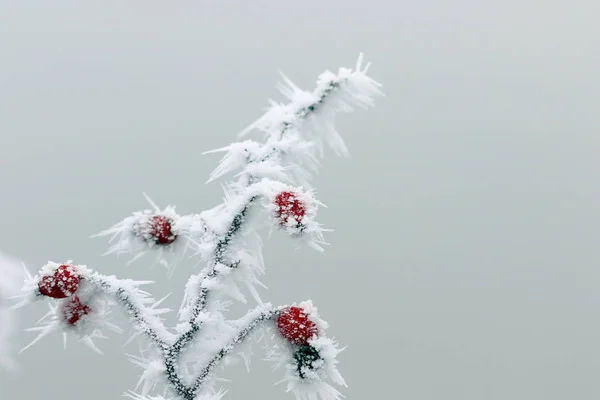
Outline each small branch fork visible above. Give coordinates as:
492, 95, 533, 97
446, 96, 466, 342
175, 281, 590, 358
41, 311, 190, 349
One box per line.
84, 200, 271, 400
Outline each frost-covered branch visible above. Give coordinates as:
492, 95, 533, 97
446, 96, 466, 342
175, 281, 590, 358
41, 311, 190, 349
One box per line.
85, 272, 175, 346
14, 54, 383, 400
207, 53, 382, 189
190, 304, 278, 393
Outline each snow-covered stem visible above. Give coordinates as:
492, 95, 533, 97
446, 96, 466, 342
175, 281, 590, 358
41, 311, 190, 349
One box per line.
189, 305, 278, 394
178, 200, 254, 338
85, 273, 174, 346
14, 54, 383, 400
165, 303, 277, 399
77, 272, 189, 398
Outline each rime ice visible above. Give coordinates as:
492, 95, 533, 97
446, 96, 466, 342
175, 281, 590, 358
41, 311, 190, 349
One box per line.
15, 54, 382, 400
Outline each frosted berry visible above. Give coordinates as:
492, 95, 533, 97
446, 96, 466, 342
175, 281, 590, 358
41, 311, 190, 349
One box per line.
38, 264, 80, 299
276, 306, 318, 345
148, 215, 177, 245
274, 191, 305, 226
293, 345, 321, 379
62, 296, 91, 326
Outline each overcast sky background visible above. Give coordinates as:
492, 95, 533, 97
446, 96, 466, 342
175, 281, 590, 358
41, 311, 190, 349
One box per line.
1, 1, 599, 399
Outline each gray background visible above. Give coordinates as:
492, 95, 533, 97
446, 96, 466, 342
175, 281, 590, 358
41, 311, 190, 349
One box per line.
1, 0, 599, 399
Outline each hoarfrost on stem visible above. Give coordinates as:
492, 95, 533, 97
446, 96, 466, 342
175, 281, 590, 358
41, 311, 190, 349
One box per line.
12, 54, 383, 400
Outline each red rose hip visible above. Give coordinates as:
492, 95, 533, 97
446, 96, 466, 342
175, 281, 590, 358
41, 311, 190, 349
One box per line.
38, 264, 80, 299
148, 215, 177, 245
274, 191, 306, 226
276, 306, 318, 345
62, 296, 91, 325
